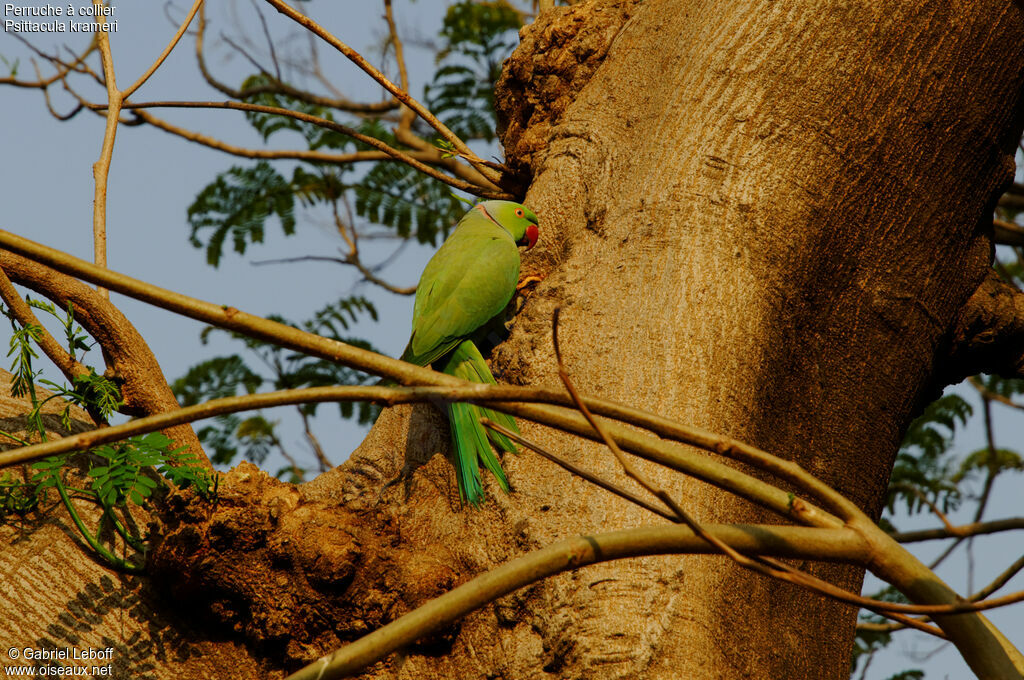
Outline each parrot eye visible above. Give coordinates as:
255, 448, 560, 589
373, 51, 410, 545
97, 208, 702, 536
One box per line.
515, 208, 524, 218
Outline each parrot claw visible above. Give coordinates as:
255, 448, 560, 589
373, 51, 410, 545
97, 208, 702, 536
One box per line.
516, 273, 545, 292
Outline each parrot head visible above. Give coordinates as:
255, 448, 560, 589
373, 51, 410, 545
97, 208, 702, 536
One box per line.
479, 201, 539, 250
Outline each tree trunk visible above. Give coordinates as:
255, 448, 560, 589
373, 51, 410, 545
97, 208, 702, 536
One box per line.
4, 1, 1024, 679
335, 0, 1024, 676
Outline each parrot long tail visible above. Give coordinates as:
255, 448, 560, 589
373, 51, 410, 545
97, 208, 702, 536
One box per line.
442, 339, 519, 506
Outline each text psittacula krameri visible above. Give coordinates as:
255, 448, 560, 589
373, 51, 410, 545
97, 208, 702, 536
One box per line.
401, 200, 540, 505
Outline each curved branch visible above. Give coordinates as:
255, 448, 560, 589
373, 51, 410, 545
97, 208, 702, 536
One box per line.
262, 0, 504, 188
120, 101, 513, 199
0, 251, 206, 466
194, 2, 399, 115
891, 517, 1024, 543
283, 524, 869, 680
121, 0, 204, 100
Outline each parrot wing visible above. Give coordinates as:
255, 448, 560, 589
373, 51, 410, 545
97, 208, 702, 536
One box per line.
402, 212, 521, 367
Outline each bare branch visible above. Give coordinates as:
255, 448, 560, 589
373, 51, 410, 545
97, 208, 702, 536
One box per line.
194, 3, 398, 115
119, 100, 514, 199
122, 0, 204, 100
262, 0, 504, 188
283, 523, 869, 680
481, 417, 681, 522
994, 219, 1024, 247
88, 0, 124, 299
892, 517, 1024, 543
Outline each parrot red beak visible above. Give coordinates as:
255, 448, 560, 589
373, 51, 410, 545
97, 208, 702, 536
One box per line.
521, 224, 539, 250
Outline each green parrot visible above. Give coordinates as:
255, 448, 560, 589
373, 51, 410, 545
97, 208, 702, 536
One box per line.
401, 200, 540, 506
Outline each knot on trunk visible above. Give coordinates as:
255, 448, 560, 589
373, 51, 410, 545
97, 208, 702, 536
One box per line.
148, 462, 462, 666
494, 0, 641, 186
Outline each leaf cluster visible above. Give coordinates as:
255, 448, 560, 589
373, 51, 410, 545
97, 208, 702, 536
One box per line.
172, 297, 379, 475
0, 301, 215, 571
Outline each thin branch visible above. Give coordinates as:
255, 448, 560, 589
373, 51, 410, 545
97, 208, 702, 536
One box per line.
91, 0, 122, 299
0, 37, 96, 88
194, 2, 398, 115
890, 483, 958, 535
298, 409, 332, 472
118, 100, 513, 199
384, 0, 416, 134
0, 267, 92, 398
33, 60, 84, 121
481, 418, 681, 523
251, 0, 282, 81
994, 219, 1024, 247
971, 553, 1024, 602
262, 0, 504, 188
970, 375, 1024, 411
131, 107, 430, 164
283, 523, 869, 680
121, 0, 204, 100
892, 517, 1024, 543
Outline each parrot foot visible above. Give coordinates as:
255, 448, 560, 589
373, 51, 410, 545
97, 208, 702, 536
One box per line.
516, 273, 545, 292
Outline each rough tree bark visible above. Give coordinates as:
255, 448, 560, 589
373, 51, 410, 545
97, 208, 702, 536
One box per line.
4, 1, 1024, 679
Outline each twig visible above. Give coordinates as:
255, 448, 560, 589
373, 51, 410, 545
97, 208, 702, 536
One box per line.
891, 517, 1024, 543
890, 483, 958, 535
480, 418, 681, 522
194, 3, 398, 115
131, 108, 433, 165
91, 0, 122, 298
970, 553, 1024, 603
299, 409, 332, 472
262, 0, 504, 188
250, 0, 282, 81
384, 0, 416, 134
970, 375, 1024, 411
121, 0, 204, 100
118, 100, 513, 199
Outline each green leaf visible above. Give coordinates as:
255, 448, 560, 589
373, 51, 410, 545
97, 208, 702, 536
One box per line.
887, 391, 971, 516
187, 162, 298, 267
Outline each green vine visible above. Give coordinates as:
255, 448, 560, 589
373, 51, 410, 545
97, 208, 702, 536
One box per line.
0, 298, 216, 571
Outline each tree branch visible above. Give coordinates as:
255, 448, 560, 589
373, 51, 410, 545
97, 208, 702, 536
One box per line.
90, 0, 122, 298
0, 251, 205, 466
122, 0, 204, 100
262, 0, 504, 188
283, 523, 869, 680
193, 3, 398, 115
994, 219, 1024, 247
891, 517, 1024, 543
118, 100, 513, 199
